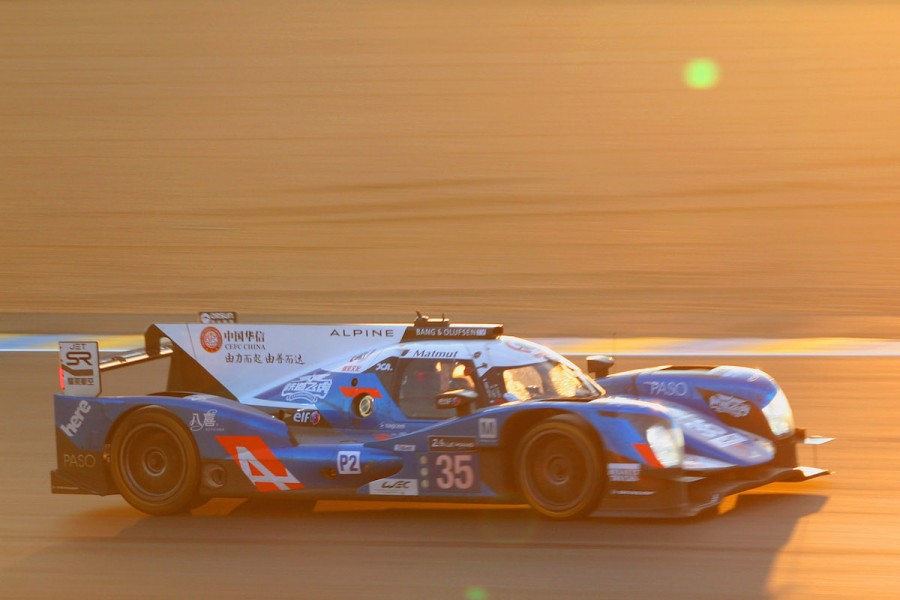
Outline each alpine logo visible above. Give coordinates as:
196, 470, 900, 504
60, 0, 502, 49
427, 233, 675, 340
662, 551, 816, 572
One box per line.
216, 436, 303, 492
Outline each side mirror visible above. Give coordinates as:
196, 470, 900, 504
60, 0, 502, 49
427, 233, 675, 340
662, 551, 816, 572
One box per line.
586, 355, 615, 379
435, 389, 478, 416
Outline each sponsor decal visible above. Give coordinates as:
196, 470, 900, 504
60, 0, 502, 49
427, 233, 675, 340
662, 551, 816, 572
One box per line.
678, 417, 747, 448
282, 373, 333, 403
607, 463, 641, 482
415, 327, 488, 338
216, 436, 303, 492
223, 329, 268, 354
58, 341, 100, 396
63, 453, 97, 469
330, 328, 396, 338
647, 380, 689, 397
709, 433, 747, 448
227, 352, 304, 365
341, 365, 362, 373
348, 349, 377, 363
223, 329, 266, 344
368, 478, 419, 496
428, 436, 477, 452
337, 450, 361, 475
200, 327, 223, 353
374, 361, 393, 372
340, 386, 382, 398
292, 410, 322, 425
411, 349, 459, 359
393, 444, 416, 452
60, 400, 91, 438
708, 393, 751, 418
379, 422, 407, 430
503, 338, 546, 359
199, 311, 237, 324
189, 409, 223, 432
478, 417, 498, 440
681, 418, 727, 440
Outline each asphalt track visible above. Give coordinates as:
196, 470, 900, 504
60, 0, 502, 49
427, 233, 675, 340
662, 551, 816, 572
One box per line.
2, 1, 900, 598
2, 352, 898, 599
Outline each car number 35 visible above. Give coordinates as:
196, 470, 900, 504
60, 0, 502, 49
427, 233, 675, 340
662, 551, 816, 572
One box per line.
433, 454, 477, 491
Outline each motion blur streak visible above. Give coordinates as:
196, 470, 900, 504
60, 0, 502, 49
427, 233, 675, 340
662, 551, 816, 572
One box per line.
1, 2, 899, 598
2, 2, 900, 338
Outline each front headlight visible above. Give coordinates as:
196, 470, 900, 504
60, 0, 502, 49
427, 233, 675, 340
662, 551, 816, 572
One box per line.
762, 388, 795, 437
646, 424, 684, 468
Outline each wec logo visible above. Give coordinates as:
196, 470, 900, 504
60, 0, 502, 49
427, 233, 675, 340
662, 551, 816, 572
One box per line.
368, 478, 418, 496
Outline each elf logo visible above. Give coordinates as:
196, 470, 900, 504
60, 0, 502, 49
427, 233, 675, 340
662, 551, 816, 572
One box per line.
216, 436, 303, 492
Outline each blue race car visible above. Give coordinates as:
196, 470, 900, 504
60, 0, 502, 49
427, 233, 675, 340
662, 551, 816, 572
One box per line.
52, 314, 831, 519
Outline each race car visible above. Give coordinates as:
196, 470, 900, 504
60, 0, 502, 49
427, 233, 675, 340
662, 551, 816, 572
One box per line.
51, 313, 831, 519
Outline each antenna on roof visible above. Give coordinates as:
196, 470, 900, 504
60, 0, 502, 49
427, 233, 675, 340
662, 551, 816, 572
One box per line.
414, 312, 451, 327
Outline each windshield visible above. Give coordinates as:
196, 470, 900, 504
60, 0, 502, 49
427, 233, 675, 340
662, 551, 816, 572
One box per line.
500, 359, 603, 401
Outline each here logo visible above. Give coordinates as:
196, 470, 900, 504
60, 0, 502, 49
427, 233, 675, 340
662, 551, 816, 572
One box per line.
60, 400, 91, 438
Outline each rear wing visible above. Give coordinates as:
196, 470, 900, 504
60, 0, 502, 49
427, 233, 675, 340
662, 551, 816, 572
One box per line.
58, 329, 176, 399
103, 327, 174, 371
59, 314, 504, 403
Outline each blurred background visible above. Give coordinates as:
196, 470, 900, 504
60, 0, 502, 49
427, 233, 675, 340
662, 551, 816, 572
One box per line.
2, 1, 899, 337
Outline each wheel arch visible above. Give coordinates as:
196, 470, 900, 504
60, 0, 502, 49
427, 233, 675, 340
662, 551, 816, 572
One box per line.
498, 408, 607, 494
104, 403, 202, 496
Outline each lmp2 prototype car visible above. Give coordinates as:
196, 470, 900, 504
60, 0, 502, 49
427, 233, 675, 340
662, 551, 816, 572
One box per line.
52, 314, 831, 520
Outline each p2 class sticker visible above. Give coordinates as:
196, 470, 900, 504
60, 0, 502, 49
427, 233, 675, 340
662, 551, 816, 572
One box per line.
337, 450, 361, 475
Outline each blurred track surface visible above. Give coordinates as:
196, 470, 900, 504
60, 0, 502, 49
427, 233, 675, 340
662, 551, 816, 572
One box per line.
1, 353, 898, 599
2, 1, 900, 338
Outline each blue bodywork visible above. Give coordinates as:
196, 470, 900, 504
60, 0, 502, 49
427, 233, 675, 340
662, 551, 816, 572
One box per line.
51, 323, 829, 518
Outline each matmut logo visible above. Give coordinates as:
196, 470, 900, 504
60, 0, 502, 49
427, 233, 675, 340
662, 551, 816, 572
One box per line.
216, 436, 303, 492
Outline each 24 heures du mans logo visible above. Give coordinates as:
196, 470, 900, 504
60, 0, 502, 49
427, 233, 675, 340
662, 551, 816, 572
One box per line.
428, 436, 477, 451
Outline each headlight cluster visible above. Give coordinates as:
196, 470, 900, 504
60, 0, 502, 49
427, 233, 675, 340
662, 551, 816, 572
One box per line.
762, 388, 795, 437
646, 424, 685, 468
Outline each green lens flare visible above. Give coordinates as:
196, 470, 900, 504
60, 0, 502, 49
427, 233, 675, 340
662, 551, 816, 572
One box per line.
465, 587, 488, 600
683, 58, 720, 90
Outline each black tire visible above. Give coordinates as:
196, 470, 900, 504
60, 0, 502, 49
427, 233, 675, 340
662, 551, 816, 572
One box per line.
515, 415, 605, 520
109, 406, 201, 516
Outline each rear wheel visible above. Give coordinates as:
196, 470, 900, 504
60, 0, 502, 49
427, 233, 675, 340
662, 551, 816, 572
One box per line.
515, 415, 605, 520
109, 407, 201, 515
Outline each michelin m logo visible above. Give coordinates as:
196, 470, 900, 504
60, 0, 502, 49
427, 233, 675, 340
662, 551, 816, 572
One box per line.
478, 418, 497, 440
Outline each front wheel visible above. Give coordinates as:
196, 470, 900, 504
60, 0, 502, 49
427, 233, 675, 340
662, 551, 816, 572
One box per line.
109, 406, 201, 515
515, 415, 605, 520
